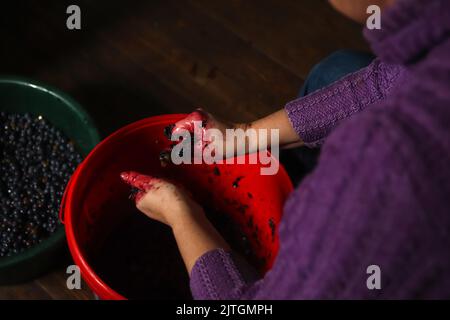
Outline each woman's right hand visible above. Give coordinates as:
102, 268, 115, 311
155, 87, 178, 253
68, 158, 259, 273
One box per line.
168, 108, 302, 162
170, 109, 247, 160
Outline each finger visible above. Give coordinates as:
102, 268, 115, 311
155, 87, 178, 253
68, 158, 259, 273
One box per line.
120, 171, 156, 191
173, 110, 208, 134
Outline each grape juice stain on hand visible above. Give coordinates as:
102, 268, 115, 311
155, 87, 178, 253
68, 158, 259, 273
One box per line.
162, 110, 210, 164
120, 171, 157, 203
163, 124, 175, 140
159, 149, 172, 167
172, 110, 208, 136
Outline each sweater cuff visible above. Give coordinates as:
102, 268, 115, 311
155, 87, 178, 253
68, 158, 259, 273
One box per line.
190, 248, 258, 300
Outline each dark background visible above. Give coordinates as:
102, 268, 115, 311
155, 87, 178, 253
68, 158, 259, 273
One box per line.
0, 0, 368, 299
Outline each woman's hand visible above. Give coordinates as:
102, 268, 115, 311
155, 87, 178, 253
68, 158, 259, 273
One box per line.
120, 171, 203, 228
169, 109, 247, 160
172, 108, 234, 138
120, 170, 230, 272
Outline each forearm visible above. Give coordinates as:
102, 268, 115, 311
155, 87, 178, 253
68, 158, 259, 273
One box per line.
170, 204, 261, 300
171, 205, 230, 273
233, 109, 303, 155
244, 109, 303, 147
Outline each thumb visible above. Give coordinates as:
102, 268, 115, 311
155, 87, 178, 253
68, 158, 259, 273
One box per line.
173, 110, 208, 134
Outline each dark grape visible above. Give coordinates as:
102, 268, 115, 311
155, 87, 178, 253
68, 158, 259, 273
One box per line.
0, 112, 82, 258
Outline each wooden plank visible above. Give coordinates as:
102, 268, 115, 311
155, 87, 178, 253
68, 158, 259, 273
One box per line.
1, 1, 302, 124
0, 281, 52, 300
78, 0, 303, 122
0, 269, 94, 300
189, 0, 369, 79
1, 1, 194, 135
34, 269, 94, 300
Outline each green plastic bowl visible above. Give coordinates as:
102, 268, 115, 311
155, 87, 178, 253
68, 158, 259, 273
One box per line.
0, 77, 100, 284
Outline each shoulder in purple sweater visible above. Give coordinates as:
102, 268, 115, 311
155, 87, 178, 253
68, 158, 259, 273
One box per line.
190, 0, 450, 299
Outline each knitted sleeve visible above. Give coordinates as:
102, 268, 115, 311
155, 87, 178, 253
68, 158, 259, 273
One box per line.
285, 59, 403, 147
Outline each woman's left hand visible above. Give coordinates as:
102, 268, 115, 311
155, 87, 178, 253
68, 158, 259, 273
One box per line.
120, 171, 203, 228
120, 170, 229, 272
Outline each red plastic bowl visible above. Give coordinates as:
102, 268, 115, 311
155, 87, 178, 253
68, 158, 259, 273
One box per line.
60, 114, 293, 300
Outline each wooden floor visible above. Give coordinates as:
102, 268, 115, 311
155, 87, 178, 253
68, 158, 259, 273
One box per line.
0, 0, 368, 299
0, 269, 94, 300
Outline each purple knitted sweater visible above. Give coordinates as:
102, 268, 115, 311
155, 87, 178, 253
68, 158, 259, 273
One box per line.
190, 0, 450, 299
